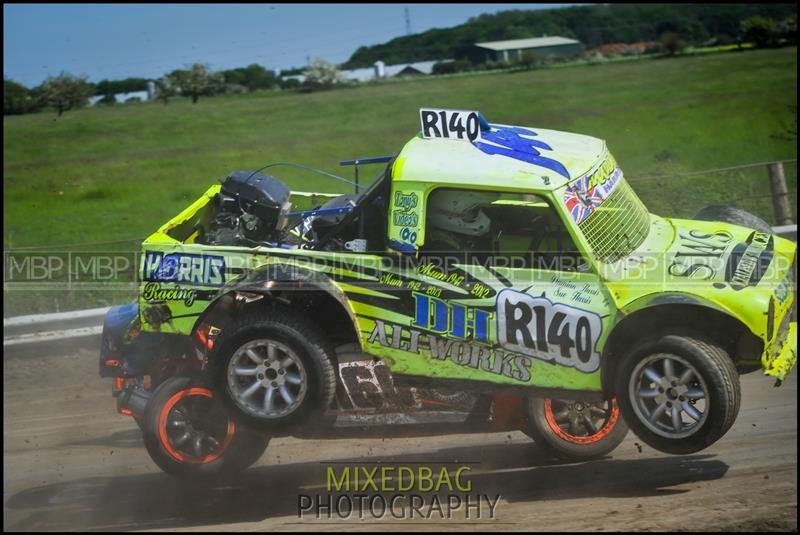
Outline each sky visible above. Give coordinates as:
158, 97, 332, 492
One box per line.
3, 3, 572, 87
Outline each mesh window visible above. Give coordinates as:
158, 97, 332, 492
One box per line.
578, 180, 650, 263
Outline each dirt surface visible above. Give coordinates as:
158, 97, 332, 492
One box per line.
3, 345, 797, 532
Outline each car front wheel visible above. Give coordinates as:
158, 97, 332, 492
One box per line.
614, 333, 741, 455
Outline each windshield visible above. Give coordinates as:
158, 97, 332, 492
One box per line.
563, 165, 650, 263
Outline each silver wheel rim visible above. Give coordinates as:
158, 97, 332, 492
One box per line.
227, 339, 308, 419
628, 353, 709, 439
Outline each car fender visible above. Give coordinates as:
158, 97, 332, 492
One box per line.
600, 291, 755, 395
191, 261, 361, 348
617, 291, 739, 319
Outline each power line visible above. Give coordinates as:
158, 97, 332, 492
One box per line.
631, 159, 798, 182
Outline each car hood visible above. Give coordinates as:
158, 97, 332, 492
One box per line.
602, 214, 796, 305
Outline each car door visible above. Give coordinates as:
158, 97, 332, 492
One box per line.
349, 185, 616, 396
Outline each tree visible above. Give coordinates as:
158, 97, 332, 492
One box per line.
432, 59, 473, 75
777, 14, 797, 46
221, 64, 277, 92
154, 76, 176, 105
660, 32, 687, 56
740, 16, 778, 48
279, 77, 301, 90
279, 66, 306, 76
168, 63, 224, 104
338, 4, 797, 68
516, 50, 540, 70
94, 77, 149, 96
302, 58, 344, 91
96, 93, 117, 106
38, 72, 94, 116
4, 78, 39, 115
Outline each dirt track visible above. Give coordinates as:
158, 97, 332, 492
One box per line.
3, 345, 797, 532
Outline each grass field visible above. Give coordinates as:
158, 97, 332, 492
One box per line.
3, 47, 797, 314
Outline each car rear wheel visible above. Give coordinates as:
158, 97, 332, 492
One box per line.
142, 376, 269, 479
525, 397, 628, 460
614, 333, 741, 455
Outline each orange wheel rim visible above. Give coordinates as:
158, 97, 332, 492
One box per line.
158, 387, 236, 464
543, 398, 620, 445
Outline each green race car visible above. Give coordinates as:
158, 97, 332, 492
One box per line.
117, 108, 796, 458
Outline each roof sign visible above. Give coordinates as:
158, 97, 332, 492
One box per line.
420, 108, 489, 142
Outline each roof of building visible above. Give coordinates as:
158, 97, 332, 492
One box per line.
392, 124, 607, 191
88, 90, 150, 106
339, 60, 449, 82
475, 36, 581, 51
282, 74, 306, 83
384, 60, 442, 76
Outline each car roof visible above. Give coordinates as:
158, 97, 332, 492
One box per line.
391, 123, 607, 192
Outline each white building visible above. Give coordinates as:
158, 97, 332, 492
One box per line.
88, 89, 151, 106
283, 59, 453, 85
340, 59, 449, 82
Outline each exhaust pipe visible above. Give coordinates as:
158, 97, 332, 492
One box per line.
118, 384, 152, 418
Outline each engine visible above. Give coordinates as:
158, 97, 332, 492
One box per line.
202, 171, 292, 246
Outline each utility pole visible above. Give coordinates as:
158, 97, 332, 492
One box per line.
768, 162, 794, 225
405, 7, 412, 36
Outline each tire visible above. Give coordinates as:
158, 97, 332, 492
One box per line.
142, 376, 269, 479
693, 205, 772, 234
524, 397, 628, 460
614, 333, 741, 455
207, 305, 336, 432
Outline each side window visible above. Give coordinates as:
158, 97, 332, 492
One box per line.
421, 188, 587, 271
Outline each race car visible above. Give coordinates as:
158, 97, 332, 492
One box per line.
100, 108, 796, 478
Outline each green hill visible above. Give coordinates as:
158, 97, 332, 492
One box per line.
342, 4, 797, 68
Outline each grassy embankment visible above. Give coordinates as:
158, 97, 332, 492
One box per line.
3, 46, 797, 314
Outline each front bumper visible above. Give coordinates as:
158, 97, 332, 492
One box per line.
763, 322, 797, 382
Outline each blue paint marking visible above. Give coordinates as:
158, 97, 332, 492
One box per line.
432, 298, 449, 332
474, 126, 570, 179
474, 309, 490, 342
477, 113, 491, 131
289, 206, 353, 219
389, 239, 417, 253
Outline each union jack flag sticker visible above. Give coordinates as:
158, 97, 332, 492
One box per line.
563, 176, 604, 224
